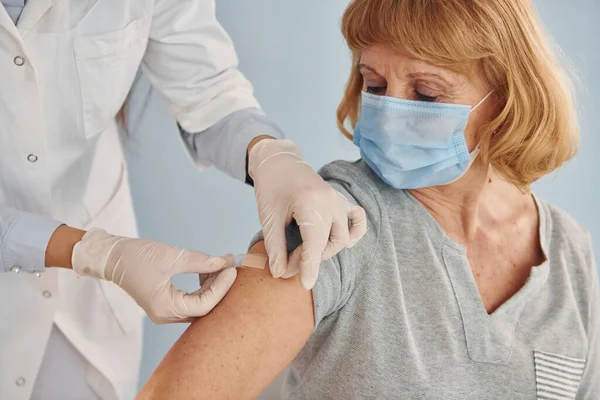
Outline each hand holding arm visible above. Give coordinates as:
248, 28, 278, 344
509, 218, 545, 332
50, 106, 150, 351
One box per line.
72, 229, 237, 324
248, 139, 367, 289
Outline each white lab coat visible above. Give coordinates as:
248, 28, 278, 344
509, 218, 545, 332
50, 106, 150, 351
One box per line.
0, 1, 259, 399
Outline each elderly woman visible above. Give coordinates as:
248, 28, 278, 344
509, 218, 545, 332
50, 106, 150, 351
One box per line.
139, 0, 598, 399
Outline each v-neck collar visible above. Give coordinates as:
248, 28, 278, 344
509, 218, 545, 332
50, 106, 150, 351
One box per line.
404, 190, 550, 364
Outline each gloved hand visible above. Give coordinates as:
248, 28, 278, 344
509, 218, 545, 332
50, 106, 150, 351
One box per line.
248, 139, 367, 290
72, 228, 237, 324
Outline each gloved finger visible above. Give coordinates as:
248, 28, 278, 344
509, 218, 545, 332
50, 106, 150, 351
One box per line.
198, 273, 209, 285
299, 241, 322, 290
187, 273, 218, 309
173, 250, 235, 275
172, 267, 238, 318
281, 245, 302, 279
262, 217, 289, 279
321, 216, 351, 261
198, 274, 218, 294
173, 274, 218, 323
163, 315, 196, 324
296, 209, 329, 291
347, 205, 367, 248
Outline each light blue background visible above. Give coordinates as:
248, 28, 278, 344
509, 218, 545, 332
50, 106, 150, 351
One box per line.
125, 1, 599, 397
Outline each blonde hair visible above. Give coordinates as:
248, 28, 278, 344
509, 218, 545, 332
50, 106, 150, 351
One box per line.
337, 0, 579, 190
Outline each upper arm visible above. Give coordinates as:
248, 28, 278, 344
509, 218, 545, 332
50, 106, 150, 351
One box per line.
141, 0, 259, 132
138, 241, 315, 400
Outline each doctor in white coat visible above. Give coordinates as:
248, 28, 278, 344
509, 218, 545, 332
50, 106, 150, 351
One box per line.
0, 1, 367, 399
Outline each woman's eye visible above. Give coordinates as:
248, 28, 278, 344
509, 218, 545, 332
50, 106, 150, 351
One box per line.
415, 91, 438, 102
366, 86, 386, 95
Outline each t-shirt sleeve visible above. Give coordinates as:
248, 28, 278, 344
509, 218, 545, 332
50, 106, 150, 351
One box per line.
578, 241, 600, 398
248, 173, 381, 329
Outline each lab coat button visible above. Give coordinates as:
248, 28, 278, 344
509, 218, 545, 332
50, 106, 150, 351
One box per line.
27, 154, 38, 163
14, 56, 25, 66
11, 266, 21, 274
16, 377, 26, 387
42, 290, 52, 298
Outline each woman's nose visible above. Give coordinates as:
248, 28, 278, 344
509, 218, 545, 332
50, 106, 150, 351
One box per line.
383, 84, 412, 100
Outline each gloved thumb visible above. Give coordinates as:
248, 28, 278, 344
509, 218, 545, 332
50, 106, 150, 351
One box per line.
172, 267, 238, 318
262, 226, 289, 279
280, 245, 302, 279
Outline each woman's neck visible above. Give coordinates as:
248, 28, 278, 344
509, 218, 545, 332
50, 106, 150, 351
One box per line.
410, 166, 530, 245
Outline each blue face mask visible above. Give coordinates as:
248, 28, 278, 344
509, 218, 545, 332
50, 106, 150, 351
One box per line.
353, 91, 492, 189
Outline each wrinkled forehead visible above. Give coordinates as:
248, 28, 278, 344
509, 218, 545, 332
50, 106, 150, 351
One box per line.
358, 44, 477, 88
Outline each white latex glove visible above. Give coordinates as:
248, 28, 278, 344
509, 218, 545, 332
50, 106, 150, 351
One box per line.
248, 139, 367, 290
72, 229, 237, 324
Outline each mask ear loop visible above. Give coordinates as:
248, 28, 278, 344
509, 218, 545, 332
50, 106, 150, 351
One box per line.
468, 91, 494, 160
447, 91, 493, 186
472, 91, 493, 111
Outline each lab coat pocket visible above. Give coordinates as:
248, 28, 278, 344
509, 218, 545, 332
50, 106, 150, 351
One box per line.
73, 17, 150, 138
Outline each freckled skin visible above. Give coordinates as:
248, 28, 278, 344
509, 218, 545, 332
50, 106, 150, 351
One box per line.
467, 204, 544, 314
138, 242, 315, 400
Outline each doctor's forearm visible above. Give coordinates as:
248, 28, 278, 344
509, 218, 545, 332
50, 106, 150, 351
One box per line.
183, 108, 284, 181
45, 225, 86, 269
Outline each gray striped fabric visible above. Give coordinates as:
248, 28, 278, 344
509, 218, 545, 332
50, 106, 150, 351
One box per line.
534, 351, 585, 399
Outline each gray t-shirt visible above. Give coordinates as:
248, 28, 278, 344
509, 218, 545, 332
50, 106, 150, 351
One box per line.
253, 160, 599, 400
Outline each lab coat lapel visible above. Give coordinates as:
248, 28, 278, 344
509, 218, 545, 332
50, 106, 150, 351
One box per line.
0, 4, 21, 40
17, 0, 59, 30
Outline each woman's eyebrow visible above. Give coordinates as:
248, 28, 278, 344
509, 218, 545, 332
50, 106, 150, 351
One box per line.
359, 65, 453, 87
406, 72, 453, 86
358, 63, 381, 75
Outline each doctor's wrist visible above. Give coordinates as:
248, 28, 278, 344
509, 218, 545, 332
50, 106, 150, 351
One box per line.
247, 135, 275, 154
245, 135, 275, 185
45, 225, 86, 269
